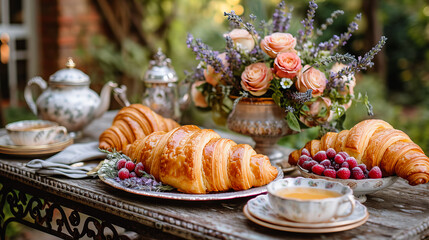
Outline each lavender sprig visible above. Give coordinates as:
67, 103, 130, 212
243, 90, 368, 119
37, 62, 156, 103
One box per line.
297, 1, 318, 47
312, 53, 355, 69
187, 33, 233, 84
272, 1, 293, 33
316, 10, 344, 37
327, 36, 387, 90
317, 13, 361, 53
224, 11, 257, 35
287, 89, 313, 105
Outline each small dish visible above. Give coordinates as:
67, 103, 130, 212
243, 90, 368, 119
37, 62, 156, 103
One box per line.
0, 134, 73, 157
298, 165, 398, 203
246, 194, 368, 228
243, 204, 368, 233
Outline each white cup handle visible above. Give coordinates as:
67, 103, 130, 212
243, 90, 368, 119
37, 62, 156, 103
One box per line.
55, 126, 68, 138
334, 195, 355, 219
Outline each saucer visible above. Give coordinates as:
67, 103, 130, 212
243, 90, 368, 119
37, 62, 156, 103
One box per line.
0, 134, 73, 157
243, 205, 368, 233
244, 194, 368, 232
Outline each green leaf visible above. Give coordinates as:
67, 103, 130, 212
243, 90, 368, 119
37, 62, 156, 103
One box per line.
272, 92, 281, 105
286, 112, 301, 132
301, 104, 310, 112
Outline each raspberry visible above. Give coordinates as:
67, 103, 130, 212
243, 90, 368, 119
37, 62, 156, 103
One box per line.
338, 152, 349, 159
334, 154, 345, 164
129, 172, 137, 178
311, 164, 325, 175
333, 163, 341, 170
323, 168, 337, 178
301, 148, 311, 157
357, 164, 367, 172
116, 159, 127, 170
302, 160, 318, 171
352, 167, 365, 180
368, 166, 382, 179
320, 159, 331, 168
313, 151, 327, 162
125, 161, 136, 171
118, 168, 130, 180
135, 162, 145, 177
337, 167, 351, 179
326, 148, 336, 159
341, 162, 349, 169
298, 155, 311, 167
345, 157, 358, 169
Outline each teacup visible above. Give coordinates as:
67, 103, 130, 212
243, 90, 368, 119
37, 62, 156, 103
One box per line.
267, 177, 355, 223
6, 120, 68, 146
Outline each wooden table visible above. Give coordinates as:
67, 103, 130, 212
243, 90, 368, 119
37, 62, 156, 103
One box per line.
0, 111, 428, 240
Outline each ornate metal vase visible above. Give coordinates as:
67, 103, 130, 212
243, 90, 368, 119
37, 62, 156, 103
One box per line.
226, 97, 295, 165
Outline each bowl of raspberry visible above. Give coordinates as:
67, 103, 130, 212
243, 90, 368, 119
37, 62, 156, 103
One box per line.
296, 148, 398, 203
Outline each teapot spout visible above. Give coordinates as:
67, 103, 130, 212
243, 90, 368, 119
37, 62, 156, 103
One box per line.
178, 81, 191, 112
94, 81, 118, 119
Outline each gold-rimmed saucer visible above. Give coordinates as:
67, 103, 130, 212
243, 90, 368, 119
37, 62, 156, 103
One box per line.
243, 194, 369, 233
0, 134, 73, 157
243, 204, 368, 233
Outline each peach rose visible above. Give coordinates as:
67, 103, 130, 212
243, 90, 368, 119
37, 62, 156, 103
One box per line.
203, 52, 229, 87
296, 65, 327, 97
330, 63, 356, 96
300, 97, 332, 127
224, 29, 255, 52
273, 51, 302, 79
241, 63, 273, 96
191, 81, 208, 108
260, 32, 296, 58
330, 63, 356, 110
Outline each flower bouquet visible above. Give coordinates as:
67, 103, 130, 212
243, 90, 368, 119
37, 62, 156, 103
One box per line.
186, 1, 386, 133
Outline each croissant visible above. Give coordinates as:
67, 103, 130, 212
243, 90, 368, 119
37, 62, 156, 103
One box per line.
99, 104, 179, 151
124, 125, 279, 194
289, 119, 429, 186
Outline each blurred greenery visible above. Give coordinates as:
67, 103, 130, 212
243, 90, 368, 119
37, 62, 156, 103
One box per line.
40, 0, 429, 153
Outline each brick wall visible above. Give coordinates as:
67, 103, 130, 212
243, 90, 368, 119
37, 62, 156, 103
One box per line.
39, 0, 104, 79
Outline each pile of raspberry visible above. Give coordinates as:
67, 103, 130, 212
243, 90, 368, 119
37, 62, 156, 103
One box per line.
298, 148, 382, 180
116, 158, 145, 180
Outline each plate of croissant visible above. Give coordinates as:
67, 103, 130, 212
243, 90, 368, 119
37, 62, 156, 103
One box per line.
98, 104, 283, 200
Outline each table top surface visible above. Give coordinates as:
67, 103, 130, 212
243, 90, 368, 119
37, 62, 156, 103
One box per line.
0, 111, 428, 240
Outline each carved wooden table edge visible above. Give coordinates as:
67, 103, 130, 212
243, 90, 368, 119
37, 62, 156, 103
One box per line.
0, 160, 231, 240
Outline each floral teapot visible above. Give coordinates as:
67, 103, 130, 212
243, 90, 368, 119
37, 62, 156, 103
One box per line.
24, 58, 117, 137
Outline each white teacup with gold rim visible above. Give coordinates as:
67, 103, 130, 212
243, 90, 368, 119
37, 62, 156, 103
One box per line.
6, 120, 68, 146
267, 177, 355, 223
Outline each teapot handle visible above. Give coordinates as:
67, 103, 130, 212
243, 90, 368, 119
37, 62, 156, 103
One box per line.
24, 76, 47, 116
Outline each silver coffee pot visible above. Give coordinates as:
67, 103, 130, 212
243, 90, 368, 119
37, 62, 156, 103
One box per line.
114, 49, 189, 121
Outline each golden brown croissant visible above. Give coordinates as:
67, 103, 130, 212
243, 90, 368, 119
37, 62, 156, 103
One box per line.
124, 125, 279, 194
289, 119, 429, 186
99, 104, 179, 151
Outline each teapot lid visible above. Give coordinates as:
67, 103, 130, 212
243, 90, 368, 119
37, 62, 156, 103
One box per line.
49, 58, 90, 85
143, 48, 178, 84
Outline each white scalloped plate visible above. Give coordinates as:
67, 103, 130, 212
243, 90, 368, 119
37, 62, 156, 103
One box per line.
243, 204, 369, 233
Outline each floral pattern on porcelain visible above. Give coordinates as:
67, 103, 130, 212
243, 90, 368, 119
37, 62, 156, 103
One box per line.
36, 86, 100, 132
267, 177, 355, 223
